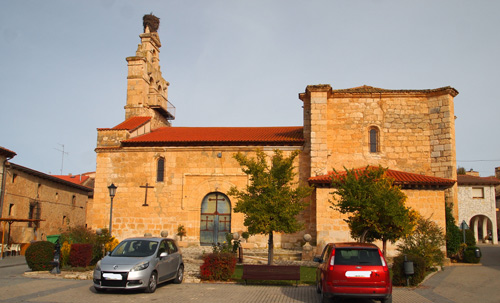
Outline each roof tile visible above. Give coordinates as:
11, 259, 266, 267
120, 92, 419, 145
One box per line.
122, 126, 304, 146
309, 166, 456, 188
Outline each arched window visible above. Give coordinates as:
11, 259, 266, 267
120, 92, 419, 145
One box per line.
157, 157, 165, 182
369, 127, 380, 153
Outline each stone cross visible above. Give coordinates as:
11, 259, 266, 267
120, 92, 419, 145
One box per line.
140, 183, 154, 206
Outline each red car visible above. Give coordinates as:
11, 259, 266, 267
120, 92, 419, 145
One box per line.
315, 242, 392, 303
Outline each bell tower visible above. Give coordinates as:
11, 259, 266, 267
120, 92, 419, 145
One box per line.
124, 14, 175, 129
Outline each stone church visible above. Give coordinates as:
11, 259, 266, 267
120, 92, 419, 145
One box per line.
87, 16, 458, 253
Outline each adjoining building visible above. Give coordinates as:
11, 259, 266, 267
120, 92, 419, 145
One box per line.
457, 173, 499, 244
0, 147, 93, 246
88, 15, 458, 255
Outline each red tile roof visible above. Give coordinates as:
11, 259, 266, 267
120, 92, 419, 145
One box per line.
97, 117, 151, 131
112, 117, 151, 131
309, 166, 456, 189
52, 174, 90, 186
122, 126, 304, 146
457, 175, 500, 186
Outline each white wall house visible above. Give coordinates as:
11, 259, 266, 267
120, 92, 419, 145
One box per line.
457, 174, 500, 244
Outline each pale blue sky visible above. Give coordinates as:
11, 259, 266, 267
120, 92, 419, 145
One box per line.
1, 0, 499, 176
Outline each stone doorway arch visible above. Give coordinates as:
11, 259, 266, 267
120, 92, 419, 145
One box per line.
470, 215, 498, 244
200, 192, 231, 246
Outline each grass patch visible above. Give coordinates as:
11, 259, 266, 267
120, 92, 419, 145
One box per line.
231, 265, 316, 286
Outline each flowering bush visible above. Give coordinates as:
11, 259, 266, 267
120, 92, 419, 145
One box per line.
60, 241, 71, 267
25, 241, 55, 271
69, 243, 93, 267
59, 226, 116, 265
105, 238, 119, 252
200, 252, 237, 281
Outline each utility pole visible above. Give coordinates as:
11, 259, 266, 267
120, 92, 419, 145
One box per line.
54, 144, 69, 174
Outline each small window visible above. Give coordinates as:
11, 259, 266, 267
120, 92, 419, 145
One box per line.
8, 204, 14, 216
72, 195, 76, 206
369, 127, 379, 153
28, 202, 40, 228
472, 187, 484, 198
157, 157, 165, 182
37, 184, 42, 198
12, 174, 17, 183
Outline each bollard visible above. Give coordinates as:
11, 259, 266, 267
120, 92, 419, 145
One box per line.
474, 247, 481, 258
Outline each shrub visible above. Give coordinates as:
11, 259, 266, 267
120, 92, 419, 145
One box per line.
69, 243, 93, 267
391, 254, 426, 286
60, 241, 71, 267
200, 252, 237, 281
59, 226, 116, 265
177, 225, 186, 241
397, 216, 445, 270
445, 204, 461, 258
105, 238, 119, 252
463, 246, 481, 263
464, 229, 476, 247
25, 241, 55, 271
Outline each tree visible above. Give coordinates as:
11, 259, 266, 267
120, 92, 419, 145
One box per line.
445, 203, 462, 258
227, 149, 312, 265
397, 215, 446, 270
330, 166, 417, 256
457, 166, 466, 175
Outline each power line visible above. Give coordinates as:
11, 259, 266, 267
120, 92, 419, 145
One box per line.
457, 159, 500, 163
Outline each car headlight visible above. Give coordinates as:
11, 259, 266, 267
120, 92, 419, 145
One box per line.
130, 261, 149, 272
95, 261, 101, 271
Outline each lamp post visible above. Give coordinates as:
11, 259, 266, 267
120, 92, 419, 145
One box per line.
108, 183, 117, 236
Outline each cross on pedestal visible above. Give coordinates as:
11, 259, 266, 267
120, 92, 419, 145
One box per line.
140, 183, 154, 206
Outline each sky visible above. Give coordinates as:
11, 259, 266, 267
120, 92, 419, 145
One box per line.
1, 0, 499, 177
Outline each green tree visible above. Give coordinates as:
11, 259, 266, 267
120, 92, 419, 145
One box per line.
397, 216, 446, 270
227, 149, 312, 265
445, 203, 461, 258
330, 166, 416, 256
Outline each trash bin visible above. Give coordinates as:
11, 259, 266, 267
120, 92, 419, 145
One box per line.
474, 247, 481, 258
46, 235, 60, 244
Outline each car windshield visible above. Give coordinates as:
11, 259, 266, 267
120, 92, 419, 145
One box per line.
110, 240, 159, 257
335, 248, 382, 266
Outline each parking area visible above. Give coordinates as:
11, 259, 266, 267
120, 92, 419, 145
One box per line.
1, 244, 500, 302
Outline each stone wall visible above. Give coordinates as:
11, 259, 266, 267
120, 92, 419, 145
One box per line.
314, 187, 446, 257
88, 146, 311, 247
2, 165, 89, 243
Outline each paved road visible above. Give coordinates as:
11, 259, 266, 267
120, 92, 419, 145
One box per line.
1, 244, 499, 303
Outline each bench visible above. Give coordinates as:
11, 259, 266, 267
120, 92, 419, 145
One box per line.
241, 264, 301, 286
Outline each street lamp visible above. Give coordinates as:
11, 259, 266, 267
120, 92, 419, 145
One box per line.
108, 183, 117, 236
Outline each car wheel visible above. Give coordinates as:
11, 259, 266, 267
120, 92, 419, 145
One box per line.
173, 265, 184, 284
381, 295, 392, 303
144, 271, 158, 293
320, 283, 331, 303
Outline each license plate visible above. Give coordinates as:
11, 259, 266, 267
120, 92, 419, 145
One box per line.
103, 273, 123, 280
345, 271, 371, 278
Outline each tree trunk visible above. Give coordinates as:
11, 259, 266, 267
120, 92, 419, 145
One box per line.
268, 231, 274, 265
382, 238, 387, 258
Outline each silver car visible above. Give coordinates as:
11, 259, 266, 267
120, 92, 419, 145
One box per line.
93, 237, 183, 293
